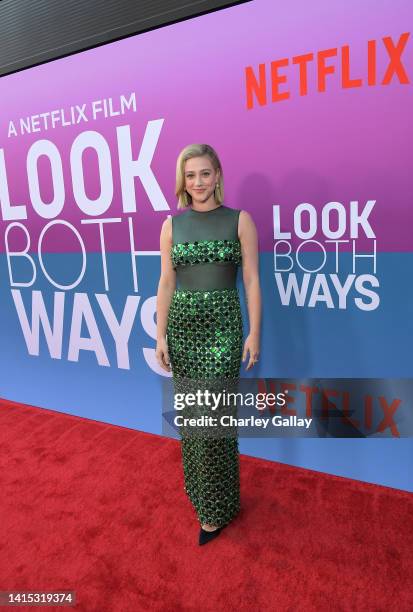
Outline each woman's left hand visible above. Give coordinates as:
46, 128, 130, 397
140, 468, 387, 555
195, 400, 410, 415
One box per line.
242, 333, 260, 371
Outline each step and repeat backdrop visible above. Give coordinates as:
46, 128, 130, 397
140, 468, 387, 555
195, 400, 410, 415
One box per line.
0, 0, 412, 490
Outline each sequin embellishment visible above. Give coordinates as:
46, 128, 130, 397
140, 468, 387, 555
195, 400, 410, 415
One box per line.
171, 239, 241, 269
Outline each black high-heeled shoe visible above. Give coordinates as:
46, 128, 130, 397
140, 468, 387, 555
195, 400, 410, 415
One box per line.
199, 525, 224, 546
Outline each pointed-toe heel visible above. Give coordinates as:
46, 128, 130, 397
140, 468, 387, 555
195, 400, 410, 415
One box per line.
199, 526, 223, 546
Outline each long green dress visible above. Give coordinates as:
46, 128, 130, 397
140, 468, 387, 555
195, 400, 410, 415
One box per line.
166, 204, 243, 527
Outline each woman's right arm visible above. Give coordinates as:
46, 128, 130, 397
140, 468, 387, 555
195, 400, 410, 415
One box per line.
156, 216, 176, 372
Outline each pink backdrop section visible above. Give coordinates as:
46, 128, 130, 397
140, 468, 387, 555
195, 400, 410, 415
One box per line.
0, 0, 412, 253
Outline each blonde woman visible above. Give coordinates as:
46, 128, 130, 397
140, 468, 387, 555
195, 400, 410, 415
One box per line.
156, 144, 261, 545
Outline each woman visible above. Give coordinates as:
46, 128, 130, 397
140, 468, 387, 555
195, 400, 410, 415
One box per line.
156, 144, 261, 545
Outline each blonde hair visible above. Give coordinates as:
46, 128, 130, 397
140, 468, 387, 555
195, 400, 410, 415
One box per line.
175, 144, 224, 210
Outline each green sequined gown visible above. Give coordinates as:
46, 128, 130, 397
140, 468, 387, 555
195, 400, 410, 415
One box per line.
167, 204, 243, 527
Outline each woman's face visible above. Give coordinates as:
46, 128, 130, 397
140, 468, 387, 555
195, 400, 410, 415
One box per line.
184, 156, 220, 204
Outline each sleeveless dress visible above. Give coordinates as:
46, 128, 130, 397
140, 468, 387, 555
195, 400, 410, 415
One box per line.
166, 204, 243, 527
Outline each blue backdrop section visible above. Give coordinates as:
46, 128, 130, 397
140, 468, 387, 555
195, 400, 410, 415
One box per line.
0, 251, 412, 492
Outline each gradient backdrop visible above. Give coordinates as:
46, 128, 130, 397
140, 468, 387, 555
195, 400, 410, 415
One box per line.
0, 0, 412, 490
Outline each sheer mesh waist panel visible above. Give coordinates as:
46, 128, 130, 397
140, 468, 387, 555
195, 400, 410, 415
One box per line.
176, 262, 238, 290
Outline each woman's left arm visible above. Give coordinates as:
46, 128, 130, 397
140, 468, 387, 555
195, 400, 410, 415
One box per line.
239, 210, 262, 371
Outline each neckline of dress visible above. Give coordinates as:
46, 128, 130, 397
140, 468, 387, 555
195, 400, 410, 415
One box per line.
189, 205, 224, 214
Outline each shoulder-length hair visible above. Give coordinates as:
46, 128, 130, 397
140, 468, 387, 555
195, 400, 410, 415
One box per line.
175, 144, 224, 210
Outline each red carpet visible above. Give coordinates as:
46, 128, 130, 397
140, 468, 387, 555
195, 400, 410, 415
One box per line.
0, 398, 412, 611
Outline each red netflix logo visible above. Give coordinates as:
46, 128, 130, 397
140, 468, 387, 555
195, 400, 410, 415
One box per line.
245, 33, 410, 108
256, 379, 403, 437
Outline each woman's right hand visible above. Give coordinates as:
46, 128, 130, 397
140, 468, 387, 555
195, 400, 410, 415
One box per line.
156, 337, 171, 372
